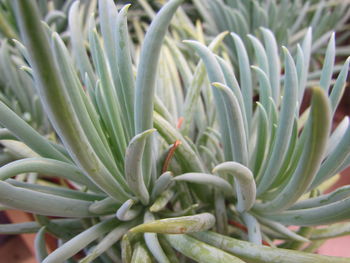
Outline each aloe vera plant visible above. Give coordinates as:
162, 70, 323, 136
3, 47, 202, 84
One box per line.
0, 0, 350, 262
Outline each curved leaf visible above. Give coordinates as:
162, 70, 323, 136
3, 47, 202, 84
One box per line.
212, 82, 248, 165
260, 28, 280, 104
125, 129, 156, 204
89, 197, 120, 214
231, 32, 253, 129
151, 171, 173, 200
173, 172, 232, 195
35, 227, 48, 262
257, 47, 299, 196
143, 212, 170, 263
116, 199, 142, 222
181, 31, 228, 135
115, 4, 135, 136
248, 34, 269, 76
135, 0, 183, 187
257, 87, 331, 212
183, 40, 232, 160
213, 162, 256, 212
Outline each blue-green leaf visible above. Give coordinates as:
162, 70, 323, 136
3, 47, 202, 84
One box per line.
0, 101, 69, 163
173, 173, 232, 195
183, 40, 231, 161
212, 82, 248, 165
213, 162, 256, 212
257, 87, 331, 212
291, 185, 350, 210
248, 34, 269, 76
330, 57, 350, 113
125, 129, 156, 205
68, 1, 95, 83
14, 0, 129, 202
135, 0, 183, 188
43, 219, 118, 263
231, 32, 252, 132
80, 221, 134, 263
0, 158, 98, 191
115, 4, 135, 136
192, 231, 349, 263
260, 28, 281, 104
311, 123, 350, 188
242, 212, 262, 245
35, 227, 48, 262
165, 234, 245, 263
257, 47, 298, 196
151, 172, 173, 201
0, 181, 94, 217
143, 212, 170, 263
320, 33, 335, 92
266, 197, 350, 226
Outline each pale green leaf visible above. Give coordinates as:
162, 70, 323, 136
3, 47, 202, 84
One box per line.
213, 162, 256, 212
130, 213, 215, 234
165, 234, 245, 263
125, 129, 156, 204
43, 219, 118, 263
173, 173, 232, 196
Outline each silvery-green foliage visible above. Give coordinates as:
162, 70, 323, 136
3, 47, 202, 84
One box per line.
0, 41, 49, 133
0, 0, 96, 39
0, 0, 98, 167
193, 0, 350, 74
194, 0, 350, 48
0, 0, 349, 262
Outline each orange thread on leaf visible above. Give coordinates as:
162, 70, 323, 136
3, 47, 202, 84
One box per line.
228, 220, 247, 232
228, 220, 270, 246
177, 117, 184, 129
162, 140, 182, 173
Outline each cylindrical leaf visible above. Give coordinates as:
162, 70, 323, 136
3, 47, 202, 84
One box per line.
130, 213, 215, 234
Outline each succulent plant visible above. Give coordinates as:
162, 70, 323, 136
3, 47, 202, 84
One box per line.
0, 0, 99, 170
0, 0, 98, 39
193, 0, 350, 79
195, 0, 350, 47
0, 0, 350, 262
